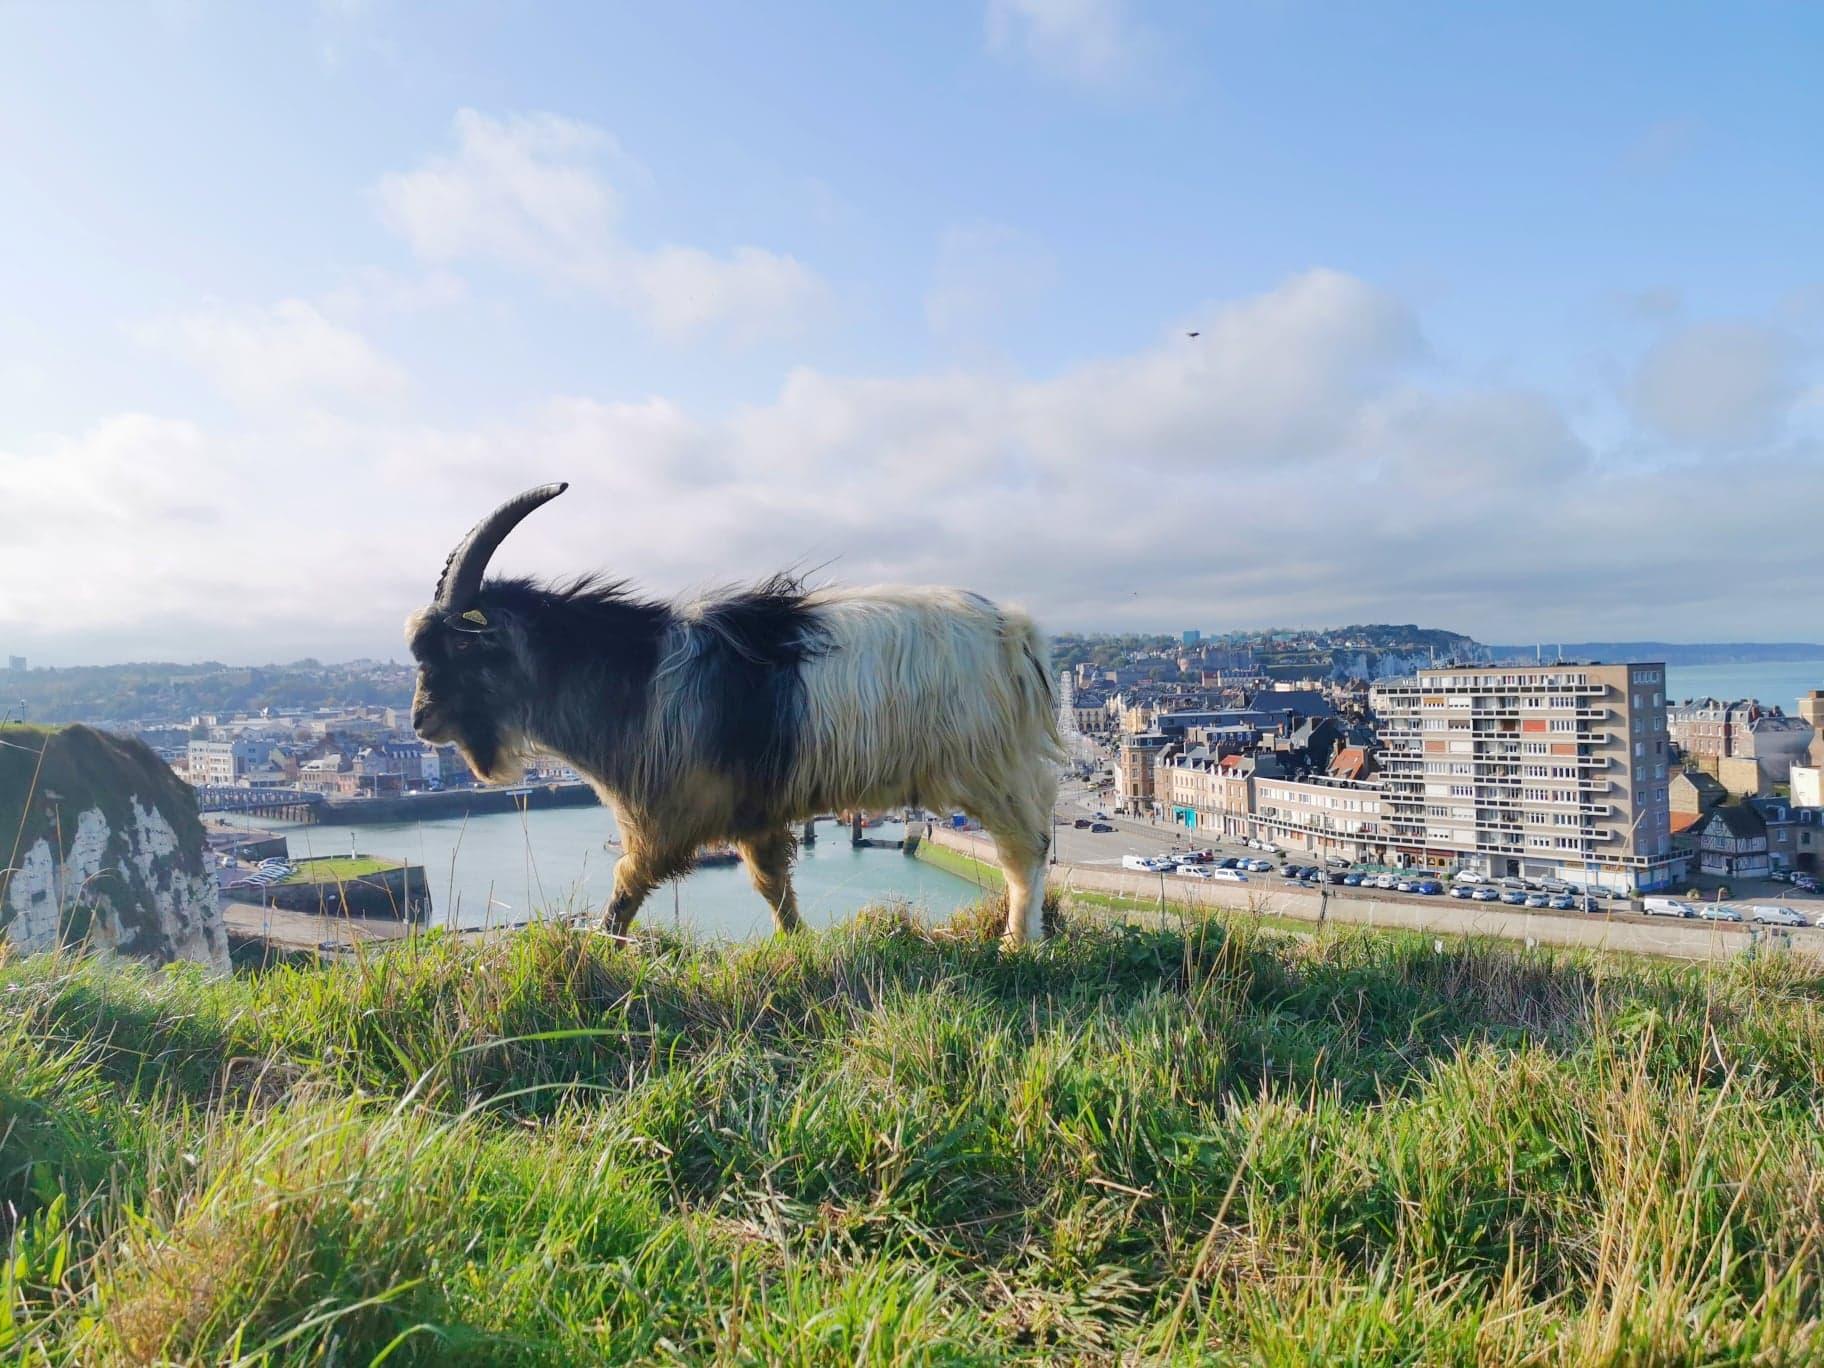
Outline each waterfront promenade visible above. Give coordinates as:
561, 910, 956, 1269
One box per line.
924, 824, 1824, 965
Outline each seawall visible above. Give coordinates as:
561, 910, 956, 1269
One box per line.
320, 781, 601, 825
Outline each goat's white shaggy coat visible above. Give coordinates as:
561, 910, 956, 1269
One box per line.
622, 586, 1064, 941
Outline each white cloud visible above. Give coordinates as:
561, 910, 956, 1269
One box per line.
375, 109, 826, 341
137, 299, 408, 409
985, 0, 1158, 89
319, 267, 468, 319
16, 268, 1824, 663
1631, 320, 1797, 448
925, 223, 1057, 346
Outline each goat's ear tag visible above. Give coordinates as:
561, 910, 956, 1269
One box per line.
460, 609, 489, 627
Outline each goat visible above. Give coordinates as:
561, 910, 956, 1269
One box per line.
405, 484, 1064, 942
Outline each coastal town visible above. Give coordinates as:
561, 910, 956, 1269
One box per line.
1052, 634, 1824, 924
10, 630, 1824, 943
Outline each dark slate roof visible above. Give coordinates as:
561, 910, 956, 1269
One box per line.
1706, 805, 1767, 839
1247, 689, 1335, 718
1746, 796, 1792, 824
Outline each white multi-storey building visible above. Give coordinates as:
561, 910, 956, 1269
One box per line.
1252, 773, 1389, 865
1370, 662, 1676, 892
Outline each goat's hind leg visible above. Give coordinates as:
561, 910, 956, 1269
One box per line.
981, 764, 1058, 945
739, 828, 802, 934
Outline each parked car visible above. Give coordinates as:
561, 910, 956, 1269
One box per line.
1452, 871, 1487, 885
1178, 866, 1215, 880
1642, 897, 1696, 919
1792, 874, 1818, 892
1326, 857, 1351, 869
1501, 890, 1528, 905
1451, 885, 1474, 899
1524, 893, 1549, 908
1090, 822, 1114, 833
1700, 904, 1744, 922
1472, 887, 1501, 902
1343, 873, 1364, 886
1122, 855, 1172, 873
1416, 881, 1444, 896
1325, 871, 1349, 885
1375, 874, 1397, 890
1547, 894, 1576, 911
1217, 857, 1241, 869
1769, 870, 1789, 882
1248, 859, 1273, 872
1258, 842, 1282, 855
1212, 867, 1247, 883
1749, 905, 1807, 926
1394, 879, 1415, 893
1073, 818, 1092, 829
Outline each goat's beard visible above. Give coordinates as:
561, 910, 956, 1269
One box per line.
455, 722, 534, 786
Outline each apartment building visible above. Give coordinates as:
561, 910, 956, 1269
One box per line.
185, 738, 265, 787
1252, 773, 1388, 865
1113, 733, 1173, 814
1370, 662, 1676, 892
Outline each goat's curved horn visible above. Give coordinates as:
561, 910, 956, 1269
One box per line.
434, 482, 569, 610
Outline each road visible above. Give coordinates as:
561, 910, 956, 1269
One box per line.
1043, 780, 1824, 939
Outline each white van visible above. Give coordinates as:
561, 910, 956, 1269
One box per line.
1122, 855, 1169, 873
1642, 897, 1695, 919
1749, 905, 1807, 927
1212, 867, 1247, 883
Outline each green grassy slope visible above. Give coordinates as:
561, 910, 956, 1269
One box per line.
275, 855, 403, 885
3, 904, 1823, 1363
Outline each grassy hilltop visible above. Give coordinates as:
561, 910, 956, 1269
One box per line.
3, 904, 1824, 1363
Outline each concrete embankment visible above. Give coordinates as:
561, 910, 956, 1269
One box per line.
920, 825, 1823, 965
260, 858, 430, 921
320, 781, 601, 825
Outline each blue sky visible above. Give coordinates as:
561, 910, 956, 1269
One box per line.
2, 1, 1820, 664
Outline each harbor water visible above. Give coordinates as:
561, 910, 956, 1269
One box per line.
242, 806, 988, 939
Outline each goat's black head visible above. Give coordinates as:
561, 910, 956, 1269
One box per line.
406, 483, 567, 781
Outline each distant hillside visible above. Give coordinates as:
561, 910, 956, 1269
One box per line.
4, 659, 414, 725
1489, 642, 1824, 666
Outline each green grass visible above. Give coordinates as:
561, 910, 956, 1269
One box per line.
4, 901, 1824, 1363
911, 832, 1006, 888
275, 855, 403, 885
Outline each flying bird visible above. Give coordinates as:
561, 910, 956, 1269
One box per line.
1186, 330, 1200, 338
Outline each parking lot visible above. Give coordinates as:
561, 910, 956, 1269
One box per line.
1051, 780, 1824, 935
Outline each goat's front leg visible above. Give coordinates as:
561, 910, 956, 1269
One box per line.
603, 853, 658, 936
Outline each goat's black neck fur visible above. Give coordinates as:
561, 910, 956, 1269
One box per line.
475, 572, 827, 815
477, 575, 671, 787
